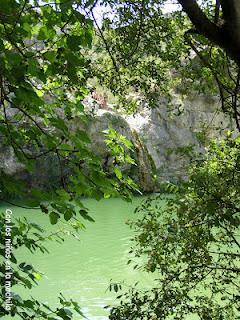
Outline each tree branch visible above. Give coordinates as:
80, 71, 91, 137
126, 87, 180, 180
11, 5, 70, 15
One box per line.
178, 0, 221, 44
178, 0, 240, 65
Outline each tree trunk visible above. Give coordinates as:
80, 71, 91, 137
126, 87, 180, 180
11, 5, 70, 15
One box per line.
178, 0, 240, 65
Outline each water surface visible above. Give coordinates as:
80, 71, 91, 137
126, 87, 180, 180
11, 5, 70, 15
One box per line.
2, 197, 154, 319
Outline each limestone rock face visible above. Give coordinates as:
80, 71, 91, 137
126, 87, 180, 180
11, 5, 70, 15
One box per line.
84, 110, 155, 192
81, 94, 231, 189
124, 94, 231, 181
0, 146, 25, 176
87, 110, 133, 157
0, 94, 233, 192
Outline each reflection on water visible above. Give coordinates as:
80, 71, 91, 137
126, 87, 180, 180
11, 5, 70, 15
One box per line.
2, 197, 155, 319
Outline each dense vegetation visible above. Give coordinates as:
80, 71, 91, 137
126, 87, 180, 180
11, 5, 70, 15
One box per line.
0, 0, 240, 319
0, 0, 136, 318
110, 135, 240, 319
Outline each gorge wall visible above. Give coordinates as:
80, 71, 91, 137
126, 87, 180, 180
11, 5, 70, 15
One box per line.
0, 94, 233, 192
85, 94, 232, 191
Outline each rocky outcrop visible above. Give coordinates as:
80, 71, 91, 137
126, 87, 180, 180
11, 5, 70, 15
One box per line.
0, 94, 234, 192
124, 94, 233, 181
131, 130, 156, 192
82, 110, 156, 191
78, 93, 233, 189
0, 145, 25, 176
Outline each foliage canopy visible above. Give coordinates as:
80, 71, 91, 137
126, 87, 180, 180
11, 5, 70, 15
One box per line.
0, 0, 136, 318
109, 135, 240, 319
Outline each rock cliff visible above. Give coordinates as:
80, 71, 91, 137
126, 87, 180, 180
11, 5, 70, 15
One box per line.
124, 94, 232, 182
0, 94, 233, 192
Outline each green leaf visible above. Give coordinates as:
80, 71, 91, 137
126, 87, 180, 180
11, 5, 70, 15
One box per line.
79, 209, 95, 222
67, 35, 82, 51
49, 211, 60, 225
37, 26, 49, 40
76, 129, 91, 143
64, 210, 72, 221
114, 167, 122, 179
57, 308, 72, 320
44, 51, 56, 63
33, 272, 42, 281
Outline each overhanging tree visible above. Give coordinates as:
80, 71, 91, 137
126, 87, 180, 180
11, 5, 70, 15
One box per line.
179, 0, 240, 130
91, 0, 240, 130
0, 1, 137, 318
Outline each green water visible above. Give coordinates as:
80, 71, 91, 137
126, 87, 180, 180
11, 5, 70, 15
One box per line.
3, 198, 154, 319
